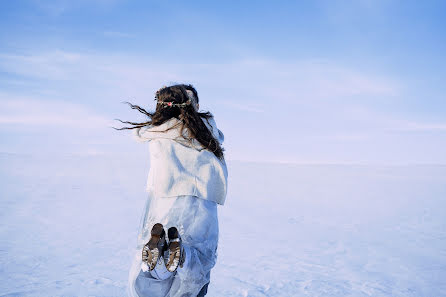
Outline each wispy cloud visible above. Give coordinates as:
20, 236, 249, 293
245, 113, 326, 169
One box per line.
326, 133, 370, 141
0, 51, 400, 97
220, 101, 265, 113
225, 59, 400, 100
1, 49, 443, 163
0, 51, 84, 81
0, 94, 111, 128
391, 121, 446, 132
31, 0, 121, 16
103, 31, 135, 38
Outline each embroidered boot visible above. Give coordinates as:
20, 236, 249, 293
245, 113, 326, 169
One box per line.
165, 226, 186, 272
142, 223, 167, 271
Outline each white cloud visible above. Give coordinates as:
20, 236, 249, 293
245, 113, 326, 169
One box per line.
391, 121, 446, 132
236, 59, 400, 99
103, 31, 135, 38
31, 0, 121, 16
0, 94, 112, 128
0, 51, 400, 99
220, 101, 265, 113
327, 133, 370, 141
1, 49, 443, 163
0, 51, 84, 81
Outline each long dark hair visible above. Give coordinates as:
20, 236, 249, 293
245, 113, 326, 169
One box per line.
114, 84, 224, 160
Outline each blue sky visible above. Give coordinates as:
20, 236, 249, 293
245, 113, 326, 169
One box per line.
0, 0, 445, 164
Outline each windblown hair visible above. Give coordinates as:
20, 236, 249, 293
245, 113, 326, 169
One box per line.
114, 84, 224, 160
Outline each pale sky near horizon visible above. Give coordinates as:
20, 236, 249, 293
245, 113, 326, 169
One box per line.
0, 0, 445, 164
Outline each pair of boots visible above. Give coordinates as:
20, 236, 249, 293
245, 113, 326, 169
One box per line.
141, 223, 186, 274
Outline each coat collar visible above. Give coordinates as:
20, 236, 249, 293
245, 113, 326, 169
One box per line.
134, 116, 223, 150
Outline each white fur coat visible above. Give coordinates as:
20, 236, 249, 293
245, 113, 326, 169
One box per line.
133, 116, 228, 205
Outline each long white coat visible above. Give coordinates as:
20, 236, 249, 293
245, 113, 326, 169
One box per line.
127, 116, 226, 297
132, 116, 228, 205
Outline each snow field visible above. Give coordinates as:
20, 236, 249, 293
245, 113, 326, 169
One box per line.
1, 154, 445, 296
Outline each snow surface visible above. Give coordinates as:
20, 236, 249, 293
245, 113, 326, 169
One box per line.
1, 153, 445, 297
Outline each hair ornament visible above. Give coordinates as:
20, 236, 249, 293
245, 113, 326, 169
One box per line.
157, 99, 192, 108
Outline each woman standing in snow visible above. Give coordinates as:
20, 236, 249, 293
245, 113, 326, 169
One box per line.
116, 84, 227, 297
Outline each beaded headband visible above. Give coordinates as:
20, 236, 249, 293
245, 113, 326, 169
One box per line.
156, 100, 192, 108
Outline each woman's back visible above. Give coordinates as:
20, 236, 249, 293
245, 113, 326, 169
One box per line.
133, 116, 228, 205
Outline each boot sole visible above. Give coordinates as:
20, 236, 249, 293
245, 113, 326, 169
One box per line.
165, 245, 183, 272
165, 227, 184, 272
142, 223, 165, 271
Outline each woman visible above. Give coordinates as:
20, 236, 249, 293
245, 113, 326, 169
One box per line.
116, 84, 228, 297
